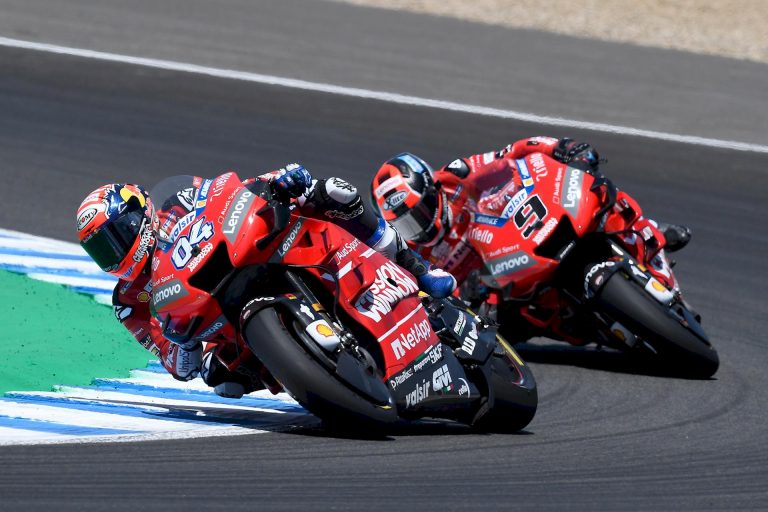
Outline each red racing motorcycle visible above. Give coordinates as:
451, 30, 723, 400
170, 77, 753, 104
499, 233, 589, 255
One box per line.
459, 153, 718, 378
149, 173, 537, 431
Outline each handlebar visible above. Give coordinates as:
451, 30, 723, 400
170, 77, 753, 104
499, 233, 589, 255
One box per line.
590, 171, 618, 232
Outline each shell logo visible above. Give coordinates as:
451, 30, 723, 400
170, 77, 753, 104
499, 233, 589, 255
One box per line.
651, 280, 667, 293
612, 329, 626, 342
137, 291, 151, 302
316, 323, 334, 337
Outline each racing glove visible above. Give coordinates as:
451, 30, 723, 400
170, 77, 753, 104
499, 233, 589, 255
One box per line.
272, 163, 313, 200
166, 343, 203, 381
553, 138, 601, 172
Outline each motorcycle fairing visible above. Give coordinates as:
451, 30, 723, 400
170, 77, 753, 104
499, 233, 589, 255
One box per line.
466, 154, 600, 296
152, 173, 441, 380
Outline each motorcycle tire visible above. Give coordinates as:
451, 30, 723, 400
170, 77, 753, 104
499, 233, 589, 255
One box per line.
596, 271, 719, 379
473, 340, 538, 433
243, 306, 399, 429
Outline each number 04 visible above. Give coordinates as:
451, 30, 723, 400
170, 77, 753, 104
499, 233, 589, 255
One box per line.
171, 217, 214, 268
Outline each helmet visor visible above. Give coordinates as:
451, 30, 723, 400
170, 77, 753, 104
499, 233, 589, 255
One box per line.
389, 190, 440, 243
81, 208, 144, 272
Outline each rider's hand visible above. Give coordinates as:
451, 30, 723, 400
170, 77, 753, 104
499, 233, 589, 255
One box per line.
569, 143, 601, 172
272, 163, 313, 200
554, 139, 601, 173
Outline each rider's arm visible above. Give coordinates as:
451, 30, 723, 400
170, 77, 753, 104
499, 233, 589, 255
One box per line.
254, 164, 314, 204
501, 136, 600, 170
112, 283, 201, 381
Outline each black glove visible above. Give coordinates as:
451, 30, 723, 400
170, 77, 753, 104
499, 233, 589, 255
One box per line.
553, 138, 601, 172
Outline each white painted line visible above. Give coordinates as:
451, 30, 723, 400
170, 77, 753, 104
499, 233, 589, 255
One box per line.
0, 425, 272, 446
0, 426, 70, 443
0, 254, 105, 274
0, 237, 85, 256
1, 36, 766, 154
0, 227, 82, 250
0, 400, 204, 432
24, 388, 291, 415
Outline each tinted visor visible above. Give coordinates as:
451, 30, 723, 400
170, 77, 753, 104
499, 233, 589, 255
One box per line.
389, 189, 440, 243
81, 208, 144, 271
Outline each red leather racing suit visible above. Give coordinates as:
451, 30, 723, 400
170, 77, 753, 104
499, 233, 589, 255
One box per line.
112, 169, 394, 383
418, 136, 677, 290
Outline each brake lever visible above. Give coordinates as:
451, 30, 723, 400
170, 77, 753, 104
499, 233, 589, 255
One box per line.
591, 174, 617, 232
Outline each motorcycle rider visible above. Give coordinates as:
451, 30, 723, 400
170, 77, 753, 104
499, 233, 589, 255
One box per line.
76, 165, 456, 399
370, 136, 692, 288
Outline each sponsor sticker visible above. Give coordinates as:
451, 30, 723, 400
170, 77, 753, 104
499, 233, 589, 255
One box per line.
193, 316, 226, 342
76, 207, 97, 231
473, 213, 507, 227
515, 158, 535, 193
485, 251, 535, 277
458, 377, 471, 397
334, 238, 361, 263
195, 178, 213, 215
355, 261, 419, 322
500, 189, 529, 219
469, 227, 494, 244
223, 189, 256, 244
400, 153, 428, 173
412, 343, 443, 373
390, 318, 431, 361
187, 242, 214, 271
152, 278, 189, 310
405, 379, 430, 407
532, 217, 559, 244
461, 322, 478, 355
389, 367, 413, 390
432, 364, 452, 391
453, 312, 467, 336
273, 218, 303, 259
374, 175, 404, 198
383, 190, 408, 210
562, 167, 584, 218
529, 153, 548, 181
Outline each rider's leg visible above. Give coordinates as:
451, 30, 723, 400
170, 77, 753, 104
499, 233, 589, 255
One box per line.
301, 177, 456, 298
200, 345, 265, 399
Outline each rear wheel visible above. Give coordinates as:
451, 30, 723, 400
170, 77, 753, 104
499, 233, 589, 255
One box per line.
596, 272, 719, 378
243, 307, 398, 429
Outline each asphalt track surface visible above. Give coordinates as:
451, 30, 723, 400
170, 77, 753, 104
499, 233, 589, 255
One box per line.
1, 2, 767, 511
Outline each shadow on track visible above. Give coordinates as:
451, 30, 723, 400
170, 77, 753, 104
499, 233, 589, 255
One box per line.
283, 419, 536, 441
515, 340, 718, 380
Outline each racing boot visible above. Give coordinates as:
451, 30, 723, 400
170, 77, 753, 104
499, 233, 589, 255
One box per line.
396, 247, 457, 299
659, 222, 692, 252
201, 351, 264, 399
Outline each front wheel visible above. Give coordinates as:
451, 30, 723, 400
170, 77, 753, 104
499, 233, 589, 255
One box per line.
243, 306, 398, 429
596, 272, 719, 379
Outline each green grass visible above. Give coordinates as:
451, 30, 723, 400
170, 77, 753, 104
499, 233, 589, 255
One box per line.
0, 270, 151, 394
